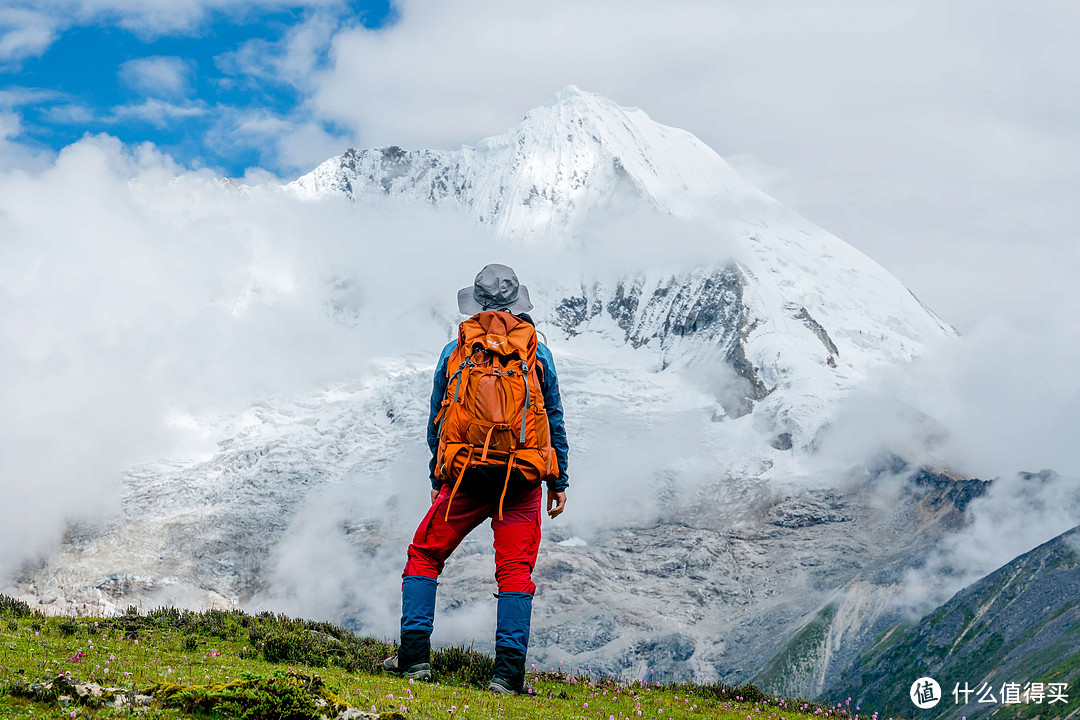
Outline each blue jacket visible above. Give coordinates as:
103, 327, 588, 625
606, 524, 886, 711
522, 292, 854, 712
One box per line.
427, 339, 569, 492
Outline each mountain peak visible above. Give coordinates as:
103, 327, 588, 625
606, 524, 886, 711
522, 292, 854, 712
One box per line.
540, 85, 629, 112
547, 83, 590, 101
294, 85, 744, 240
523, 85, 643, 135
490, 86, 655, 161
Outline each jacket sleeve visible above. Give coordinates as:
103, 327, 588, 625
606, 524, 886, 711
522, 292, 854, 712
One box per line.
536, 343, 569, 491
428, 340, 457, 488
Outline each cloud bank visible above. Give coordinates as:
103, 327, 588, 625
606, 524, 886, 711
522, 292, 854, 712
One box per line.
0, 133, 503, 582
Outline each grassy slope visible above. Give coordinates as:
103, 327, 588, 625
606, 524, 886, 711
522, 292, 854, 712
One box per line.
0, 595, 902, 720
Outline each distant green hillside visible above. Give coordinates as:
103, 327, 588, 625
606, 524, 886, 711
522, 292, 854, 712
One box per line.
829, 524, 1080, 719
0, 594, 890, 719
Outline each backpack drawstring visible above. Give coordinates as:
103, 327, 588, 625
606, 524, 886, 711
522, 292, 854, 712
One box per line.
444, 446, 474, 522
497, 451, 517, 521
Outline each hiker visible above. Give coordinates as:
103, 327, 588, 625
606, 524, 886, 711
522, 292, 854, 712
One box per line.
382, 264, 569, 695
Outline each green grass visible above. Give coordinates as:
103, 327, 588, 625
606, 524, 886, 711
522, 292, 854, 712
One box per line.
0, 594, 897, 719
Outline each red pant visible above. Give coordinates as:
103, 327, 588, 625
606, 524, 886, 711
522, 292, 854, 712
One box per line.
404, 478, 543, 594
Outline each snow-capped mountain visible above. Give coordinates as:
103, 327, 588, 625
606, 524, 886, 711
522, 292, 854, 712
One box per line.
292, 85, 772, 242
293, 85, 954, 444
8, 87, 969, 693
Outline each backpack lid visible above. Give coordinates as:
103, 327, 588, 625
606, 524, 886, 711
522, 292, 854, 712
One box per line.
459, 310, 536, 360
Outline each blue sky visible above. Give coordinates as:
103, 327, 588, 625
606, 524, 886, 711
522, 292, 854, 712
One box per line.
3, 1, 393, 176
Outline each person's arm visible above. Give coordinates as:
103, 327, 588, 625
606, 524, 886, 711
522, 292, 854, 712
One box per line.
535, 343, 569, 492
428, 340, 457, 490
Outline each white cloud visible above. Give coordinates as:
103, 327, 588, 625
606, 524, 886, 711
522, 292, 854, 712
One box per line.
110, 97, 208, 127
43, 102, 97, 124
0, 8, 59, 64
119, 56, 193, 98
897, 468, 1080, 615
0, 86, 61, 108
207, 106, 351, 175
0, 132, 505, 582
80, 0, 345, 36
210, 12, 358, 174
217, 10, 338, 88
0, 110, 55, 171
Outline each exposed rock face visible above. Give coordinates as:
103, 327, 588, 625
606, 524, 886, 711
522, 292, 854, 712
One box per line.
555, 268, 746, 356
552, 266, 767, 414
764, 490, 851, 528
828, 523, 1080, 719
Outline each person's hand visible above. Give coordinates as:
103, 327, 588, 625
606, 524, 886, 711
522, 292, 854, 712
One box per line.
431, 487, 441, 504
547, 489, 566, 518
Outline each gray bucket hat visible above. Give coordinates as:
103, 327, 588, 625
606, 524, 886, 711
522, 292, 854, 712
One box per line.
457, 263, 533, 315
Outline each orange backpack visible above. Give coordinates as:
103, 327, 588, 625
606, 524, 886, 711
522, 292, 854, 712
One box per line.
433, 311, 560, 520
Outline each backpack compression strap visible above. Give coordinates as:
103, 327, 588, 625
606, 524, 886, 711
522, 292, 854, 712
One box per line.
444, 446, 474, 522
497, 451, 517, 522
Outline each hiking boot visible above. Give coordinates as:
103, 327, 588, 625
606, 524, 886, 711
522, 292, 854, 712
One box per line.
381, 655, 432, 680
488, 676, 534, 696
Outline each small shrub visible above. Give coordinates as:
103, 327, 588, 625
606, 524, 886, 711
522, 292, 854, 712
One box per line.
245, 614, 392, 673
248, 623, 266, 646
731, 681, 769, 704
0, 594, 36, 619
687, 679, 827, 714
350, 636, 396, 673
182, 634, 199, 651
57, 618, 78, 636
261, 629, 344, 669
431, 645, 496, 689
153, 669, 347, 720
193, 608, 243, 640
